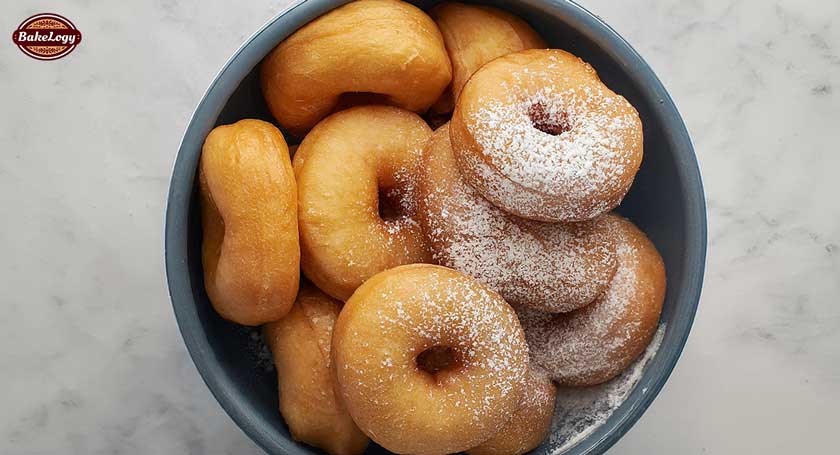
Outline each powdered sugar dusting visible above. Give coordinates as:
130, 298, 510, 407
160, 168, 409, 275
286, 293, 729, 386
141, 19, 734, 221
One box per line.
386, 163, 421, 221
519, 364, 556, 411
338, 267, 528, 449
472, 86, 637, 195
515, 211, 668, 386
464, 148, 611, 221
418, 127, 617, 312
373, 272, 526, 418
546, 325, 666, 454
519, 233, 642, 382
372, 161, 424, 253
332, 144, 429, 275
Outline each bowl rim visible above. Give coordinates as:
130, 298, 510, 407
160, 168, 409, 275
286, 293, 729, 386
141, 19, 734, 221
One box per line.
164, 1, 707, 454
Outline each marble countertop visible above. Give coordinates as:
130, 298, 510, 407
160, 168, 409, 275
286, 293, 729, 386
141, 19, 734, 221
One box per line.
1, 0, 838, 453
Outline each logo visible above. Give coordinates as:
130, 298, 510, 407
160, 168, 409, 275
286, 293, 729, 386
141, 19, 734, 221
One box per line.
12, 13, 82, 60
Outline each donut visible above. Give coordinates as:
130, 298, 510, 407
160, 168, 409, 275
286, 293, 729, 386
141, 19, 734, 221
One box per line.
467, 366, 556, 455
430, 2, 546, 113
415, 124, 618, 313
260, 0, 452, 137
517, 215, 666, 386
262, 283, 369, 455
293, 106, 433, 301
332, 264, 529, 455
450, 49, 644, 222
199, 119, 299, 326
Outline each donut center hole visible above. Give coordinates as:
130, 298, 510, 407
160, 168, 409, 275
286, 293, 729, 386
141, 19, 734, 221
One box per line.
336, 92, 391, 110
377, 187, 406, 222
416, 346, 460, 374
528, 102, 572, 136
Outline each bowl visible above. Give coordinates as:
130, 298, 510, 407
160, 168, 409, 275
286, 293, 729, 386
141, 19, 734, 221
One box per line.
164, 1, 706, 454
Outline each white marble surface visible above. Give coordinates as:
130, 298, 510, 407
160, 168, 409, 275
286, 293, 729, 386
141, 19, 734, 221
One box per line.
0, 0, 838, 453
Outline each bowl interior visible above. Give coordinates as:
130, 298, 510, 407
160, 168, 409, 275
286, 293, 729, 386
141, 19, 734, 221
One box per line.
166, 1, 706, 454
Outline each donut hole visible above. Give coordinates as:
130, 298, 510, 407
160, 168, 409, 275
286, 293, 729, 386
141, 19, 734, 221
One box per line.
416, 345, 461, 375
377, 187, 408, 222
336, 92, 391, 111
527, 102, 572, 136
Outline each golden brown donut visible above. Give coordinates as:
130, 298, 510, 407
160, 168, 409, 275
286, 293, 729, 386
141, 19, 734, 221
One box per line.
262, 284, 369, 455
451, 49, 644, 222
517, 215, 666, 386
416, 124, 618, 312
260, 0, 452, 137
468, 366, 556, 455
199, 119, 299, 325
293, 106, 433, 301
430, 2, 546, 113
332, 264, 529, 455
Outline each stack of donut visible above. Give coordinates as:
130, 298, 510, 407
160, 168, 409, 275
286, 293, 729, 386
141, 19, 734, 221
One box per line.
198, 1, 667, 455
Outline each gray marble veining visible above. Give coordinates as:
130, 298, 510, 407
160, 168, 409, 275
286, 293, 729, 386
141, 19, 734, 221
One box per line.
0, 0, 837, 453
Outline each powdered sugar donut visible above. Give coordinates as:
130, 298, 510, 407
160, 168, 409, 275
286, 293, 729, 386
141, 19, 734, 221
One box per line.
517, 215, 666, 386
450, 49, 644, 222
332, 264, 528, 455
416, 124, 618, 313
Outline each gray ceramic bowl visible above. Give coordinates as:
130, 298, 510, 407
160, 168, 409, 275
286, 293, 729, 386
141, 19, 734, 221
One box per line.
165, 1, 706, 454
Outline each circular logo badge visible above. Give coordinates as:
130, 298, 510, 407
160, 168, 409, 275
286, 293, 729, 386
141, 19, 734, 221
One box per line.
12, 13, 82, 61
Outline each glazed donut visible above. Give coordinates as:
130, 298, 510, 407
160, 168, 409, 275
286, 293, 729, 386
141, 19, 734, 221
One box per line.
262, 283, 369, 455
430, 2, 546, 113
468, 366, 556, 455
294, 106, 433, 301
199, 119, 299, 326
450, 49, 644, 222
416, 124, 618, 313
517, 215, 666, 386
260, 0, 452, 137
332, 264, 529, 455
